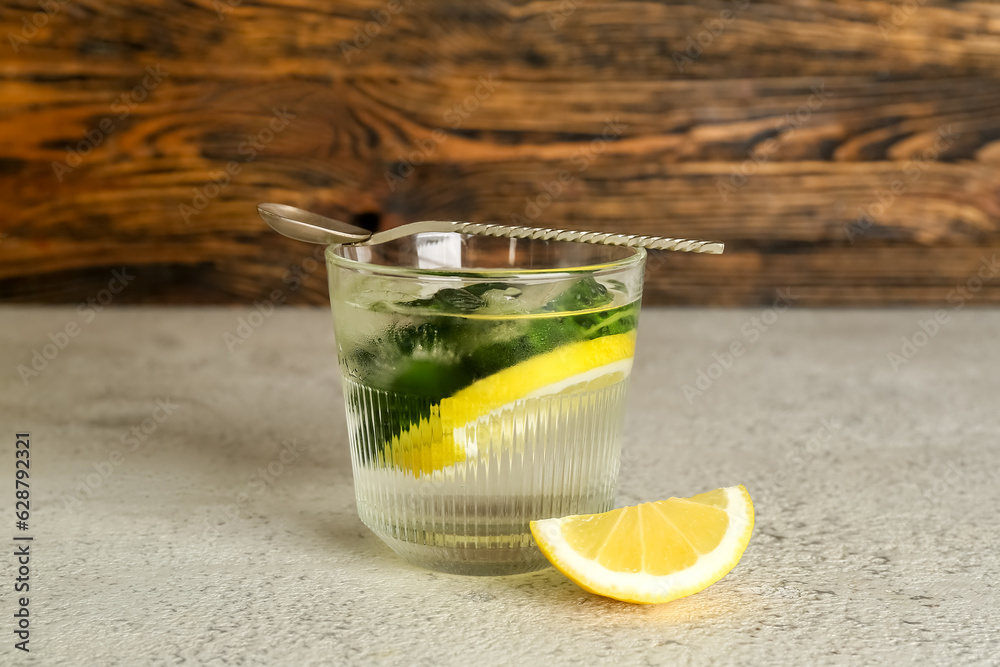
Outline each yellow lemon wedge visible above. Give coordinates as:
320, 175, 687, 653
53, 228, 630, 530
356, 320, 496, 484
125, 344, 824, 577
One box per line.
379, 333, 636, 476
530, 485, 754, 604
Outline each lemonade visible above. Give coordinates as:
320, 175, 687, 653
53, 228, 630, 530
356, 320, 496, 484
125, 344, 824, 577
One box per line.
327, 234, 645, 575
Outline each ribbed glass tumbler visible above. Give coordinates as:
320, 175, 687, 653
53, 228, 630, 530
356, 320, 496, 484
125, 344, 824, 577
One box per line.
327, 232, 645, 575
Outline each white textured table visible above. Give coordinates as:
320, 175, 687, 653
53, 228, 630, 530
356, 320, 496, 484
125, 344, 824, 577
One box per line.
1, 306, 998, 666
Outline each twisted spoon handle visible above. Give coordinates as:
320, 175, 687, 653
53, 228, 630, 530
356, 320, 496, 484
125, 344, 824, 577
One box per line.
453, 222, 724, 254
257, 202, 726, 255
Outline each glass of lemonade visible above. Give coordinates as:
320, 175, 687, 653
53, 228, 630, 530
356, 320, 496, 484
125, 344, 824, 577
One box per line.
327, 232, 645, 575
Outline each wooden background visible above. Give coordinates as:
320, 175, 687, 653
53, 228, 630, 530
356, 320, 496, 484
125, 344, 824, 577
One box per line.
1, 0, 999, 306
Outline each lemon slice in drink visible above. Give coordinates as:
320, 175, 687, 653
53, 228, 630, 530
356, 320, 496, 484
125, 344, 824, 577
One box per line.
530, 485, 754, 604
380, 333, 636, 476
442, 332, 635, 455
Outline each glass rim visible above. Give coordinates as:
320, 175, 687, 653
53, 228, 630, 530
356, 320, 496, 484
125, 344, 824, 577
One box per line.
324, 235, 646, 280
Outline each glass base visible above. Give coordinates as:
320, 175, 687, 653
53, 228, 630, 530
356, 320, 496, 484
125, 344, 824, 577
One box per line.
373, 530, 551, 576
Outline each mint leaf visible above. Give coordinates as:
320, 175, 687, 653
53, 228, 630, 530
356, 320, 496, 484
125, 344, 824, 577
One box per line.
402, 288, 485, 313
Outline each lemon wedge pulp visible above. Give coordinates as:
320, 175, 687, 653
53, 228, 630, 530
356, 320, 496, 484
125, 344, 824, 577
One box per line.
530, 485, 754, 604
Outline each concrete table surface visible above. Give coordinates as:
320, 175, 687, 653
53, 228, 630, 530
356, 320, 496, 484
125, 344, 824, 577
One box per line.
0, 306, 998, 666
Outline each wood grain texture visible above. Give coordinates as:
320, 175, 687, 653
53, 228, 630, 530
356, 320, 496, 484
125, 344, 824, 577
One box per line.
1, 0, 999, 305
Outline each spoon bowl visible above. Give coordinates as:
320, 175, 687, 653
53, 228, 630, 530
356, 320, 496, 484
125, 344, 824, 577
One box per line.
257, 203, 372, 245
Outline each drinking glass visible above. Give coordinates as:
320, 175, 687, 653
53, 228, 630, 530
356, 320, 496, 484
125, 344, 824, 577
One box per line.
327, 232, 645, 575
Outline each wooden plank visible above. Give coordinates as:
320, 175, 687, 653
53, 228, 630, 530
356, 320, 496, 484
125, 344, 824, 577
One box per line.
4, 242, 999, 306
1, 1, 999, 80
